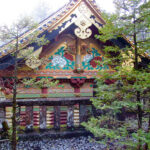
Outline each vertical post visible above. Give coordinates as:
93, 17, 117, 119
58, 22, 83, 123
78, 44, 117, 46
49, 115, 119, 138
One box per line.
67, 105, 74, 128
79, 104, 87, 125
75, 38, 81, 69
26, 106, 33, 131
54, 106, 60, 130
39, 106, 46, 130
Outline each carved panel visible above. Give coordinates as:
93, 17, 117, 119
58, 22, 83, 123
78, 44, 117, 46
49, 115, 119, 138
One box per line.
74, 2, 92, 39
46, 47, 75, 70
39, 106, 46, 129
82, 47, 109, 70
67, 106, 74, 128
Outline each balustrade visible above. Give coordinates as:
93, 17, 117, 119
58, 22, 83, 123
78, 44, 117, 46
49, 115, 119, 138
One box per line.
0, 99, 92, 132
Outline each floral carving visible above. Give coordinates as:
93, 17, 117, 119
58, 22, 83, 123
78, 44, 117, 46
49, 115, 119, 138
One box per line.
64, 52, 74, 61
90, 56, 102, 68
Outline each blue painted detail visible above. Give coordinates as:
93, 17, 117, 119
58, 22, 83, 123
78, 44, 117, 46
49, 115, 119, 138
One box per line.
82, 61, 94, 70
91, 48, 101, 57
46, 46, 75, 70
20, 39, 24, 43
43, 24, 47, 27
38, 27, 43, 31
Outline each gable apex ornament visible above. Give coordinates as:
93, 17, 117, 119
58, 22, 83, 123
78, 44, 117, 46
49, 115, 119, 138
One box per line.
74, 2, 92, 39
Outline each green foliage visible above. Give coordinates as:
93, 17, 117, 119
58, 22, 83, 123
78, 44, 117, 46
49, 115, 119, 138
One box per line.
23, 77, 59, 88
83, 0, 150, 149
0, 16, 51, 150
0, 121, 10, 139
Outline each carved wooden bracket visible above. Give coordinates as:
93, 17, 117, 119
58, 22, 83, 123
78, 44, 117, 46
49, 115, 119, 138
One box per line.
70, 78, 86, 88
70, 78, 86, 94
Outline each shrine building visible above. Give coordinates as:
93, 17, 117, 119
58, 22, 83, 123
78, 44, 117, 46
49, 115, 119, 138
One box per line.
0, 0, 130, 131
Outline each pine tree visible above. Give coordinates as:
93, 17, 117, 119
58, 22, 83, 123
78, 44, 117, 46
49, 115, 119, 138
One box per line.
83, 0, 150, 149
0, 17, 57, 150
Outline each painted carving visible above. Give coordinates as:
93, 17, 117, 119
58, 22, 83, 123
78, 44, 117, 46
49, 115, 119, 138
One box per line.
82, 48, 109, 70
74, 2, 92, 39
83, 54, 93, 62
70, 78, 86, 94
74, 22, 92, 39
67, 106, 74, 128
46, 47, 75, 70
39, 106, 46, 129
70, 78, 86, 88
26, 58, 41, 69
25, 47, 42, 69
52, 55, 67, 68
90, 56, 102, 68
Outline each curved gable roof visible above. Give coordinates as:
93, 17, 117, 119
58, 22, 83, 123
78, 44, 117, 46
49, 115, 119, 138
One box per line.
0, 0, 105, 58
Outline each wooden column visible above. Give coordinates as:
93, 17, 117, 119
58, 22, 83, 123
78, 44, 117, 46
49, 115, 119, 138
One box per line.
67, 105, 74, 128
75, 38, 81, 69
54, 106, 60, 130
26, 106, 33, 130
39, 106, 46, 129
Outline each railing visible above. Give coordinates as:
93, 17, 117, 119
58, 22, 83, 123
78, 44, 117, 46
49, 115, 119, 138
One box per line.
0, 97, 92, 132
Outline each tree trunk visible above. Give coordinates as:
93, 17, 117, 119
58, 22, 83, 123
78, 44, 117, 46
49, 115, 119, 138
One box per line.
143, 100, 150, 150
12, 36, 18, 150
133, 9, 143, 150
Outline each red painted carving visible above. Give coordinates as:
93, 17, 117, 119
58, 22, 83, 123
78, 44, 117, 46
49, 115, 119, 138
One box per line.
70, 78, 85, 93
90, 56, 102, 68
64, 52, 73, 61
70, 78, 86, 88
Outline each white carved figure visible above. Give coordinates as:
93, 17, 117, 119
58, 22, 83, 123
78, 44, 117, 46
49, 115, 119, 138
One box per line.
83, 54, 93, 62
52, 55, 67, 68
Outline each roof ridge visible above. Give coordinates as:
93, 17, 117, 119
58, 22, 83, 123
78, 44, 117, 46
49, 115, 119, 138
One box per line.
0, 0, 103, 58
